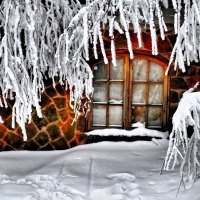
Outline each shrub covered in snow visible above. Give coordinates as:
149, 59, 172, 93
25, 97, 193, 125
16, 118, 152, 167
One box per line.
164, 82, 200, 181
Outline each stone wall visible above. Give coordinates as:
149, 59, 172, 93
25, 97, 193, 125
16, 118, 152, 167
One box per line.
0, 82, 85, 151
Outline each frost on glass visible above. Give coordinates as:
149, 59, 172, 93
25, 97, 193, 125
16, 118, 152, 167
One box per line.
148, 107, 162, 126
109, 83, 123, 104
132, 84, 146, 104
93, 105, 106, 126
109, 106, 122, 126
148, 84, 162, 104
149, 62, 163, 82
94, 62, 107, 80
133, 60, 147, 81
93, 83, 107, 102
132, 106, 146, 125
110, 59, 123, 80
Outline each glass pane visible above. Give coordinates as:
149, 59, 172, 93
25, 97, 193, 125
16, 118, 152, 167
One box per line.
109, 83, 123, 104
109, 106, 123, 126
93, 105, 106, 126
94, 62, 106, 80
132, 84, 146, 104
148, 107, 162, 126
110, 59, 123, 80
132, 106, 146, 127
133, 59, 147, 81
93, 83, 107, 102
149, 84, 162, 104
149, 62, 163, 82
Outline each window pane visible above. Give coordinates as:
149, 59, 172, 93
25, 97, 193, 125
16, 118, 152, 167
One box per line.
109, 83, 123, 104
148, 84, 162, 104
132, 84, 146, 104
93, 83, 107, 102
148, 107, 162, 126
149, 62, 163, 82
133, 59, 147, 81
109, 106, 123, 126
94, 63, 106, 80
132, 106, 146, 126
110, 59, 123, 80
93, 105, 106, 126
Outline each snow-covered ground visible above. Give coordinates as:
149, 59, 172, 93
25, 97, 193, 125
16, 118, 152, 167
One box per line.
0, 139, 199, 200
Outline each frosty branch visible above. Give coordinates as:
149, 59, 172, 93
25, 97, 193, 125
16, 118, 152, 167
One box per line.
164, 82, 200, 181
0, 0, 80, 140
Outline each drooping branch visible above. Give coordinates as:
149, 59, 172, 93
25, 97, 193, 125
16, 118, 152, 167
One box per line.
0, 0, 81, 140
56, 0, 168, 121
166, 0, 200, 74
164, 82, 200, 180
58, 0, 168, 66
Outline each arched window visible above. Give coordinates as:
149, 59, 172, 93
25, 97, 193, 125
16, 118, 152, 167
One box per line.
88, 54, 169, 130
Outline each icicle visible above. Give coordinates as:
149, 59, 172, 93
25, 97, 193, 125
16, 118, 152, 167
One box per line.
98, 23, 108, 64
111, 39, 116, 66
93, 26, 99, 59
0, 116, 3, 123
83, 12, 89, 61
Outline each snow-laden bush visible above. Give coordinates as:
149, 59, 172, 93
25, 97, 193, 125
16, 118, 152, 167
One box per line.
164, 82, 200, 181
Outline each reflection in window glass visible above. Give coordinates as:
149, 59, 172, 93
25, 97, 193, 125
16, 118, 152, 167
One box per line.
132, 84, 146, 104
133, 59, 147, 81
132, 106, 146, 126
149, 84, 162, 104
93, 105, 106, 126
110, 59, 123, 80
94, 63, 107, 80
109, 106, 123, 126
149, 62, 163, 82
93, 83, 107, 102
109, 83, 123, 104
148, 107, 162, 126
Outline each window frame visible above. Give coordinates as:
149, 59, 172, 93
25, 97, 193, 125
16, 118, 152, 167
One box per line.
87, 53, 170, 131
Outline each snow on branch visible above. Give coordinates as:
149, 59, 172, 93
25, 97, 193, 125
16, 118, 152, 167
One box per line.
164, 82, 200, 181
166, 0, 200, 74
59, 0, 167, 66
0, 0, 80, 140
56, 0, 168, 122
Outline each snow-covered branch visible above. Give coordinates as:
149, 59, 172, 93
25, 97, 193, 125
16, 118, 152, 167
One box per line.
56, 0, 169, 122
164, 83, 200, 180
60, 0, 168, 65
0, 0, 80, 140
166, 0, 200, 74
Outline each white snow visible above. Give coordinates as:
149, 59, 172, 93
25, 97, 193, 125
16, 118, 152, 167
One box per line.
0, 139, 199, 200
86, 127, 168, 139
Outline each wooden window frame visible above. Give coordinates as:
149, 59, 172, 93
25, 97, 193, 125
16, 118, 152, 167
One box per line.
87, 53, 170, 131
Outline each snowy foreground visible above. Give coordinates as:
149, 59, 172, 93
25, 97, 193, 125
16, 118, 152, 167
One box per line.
0, 140, 200, 200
